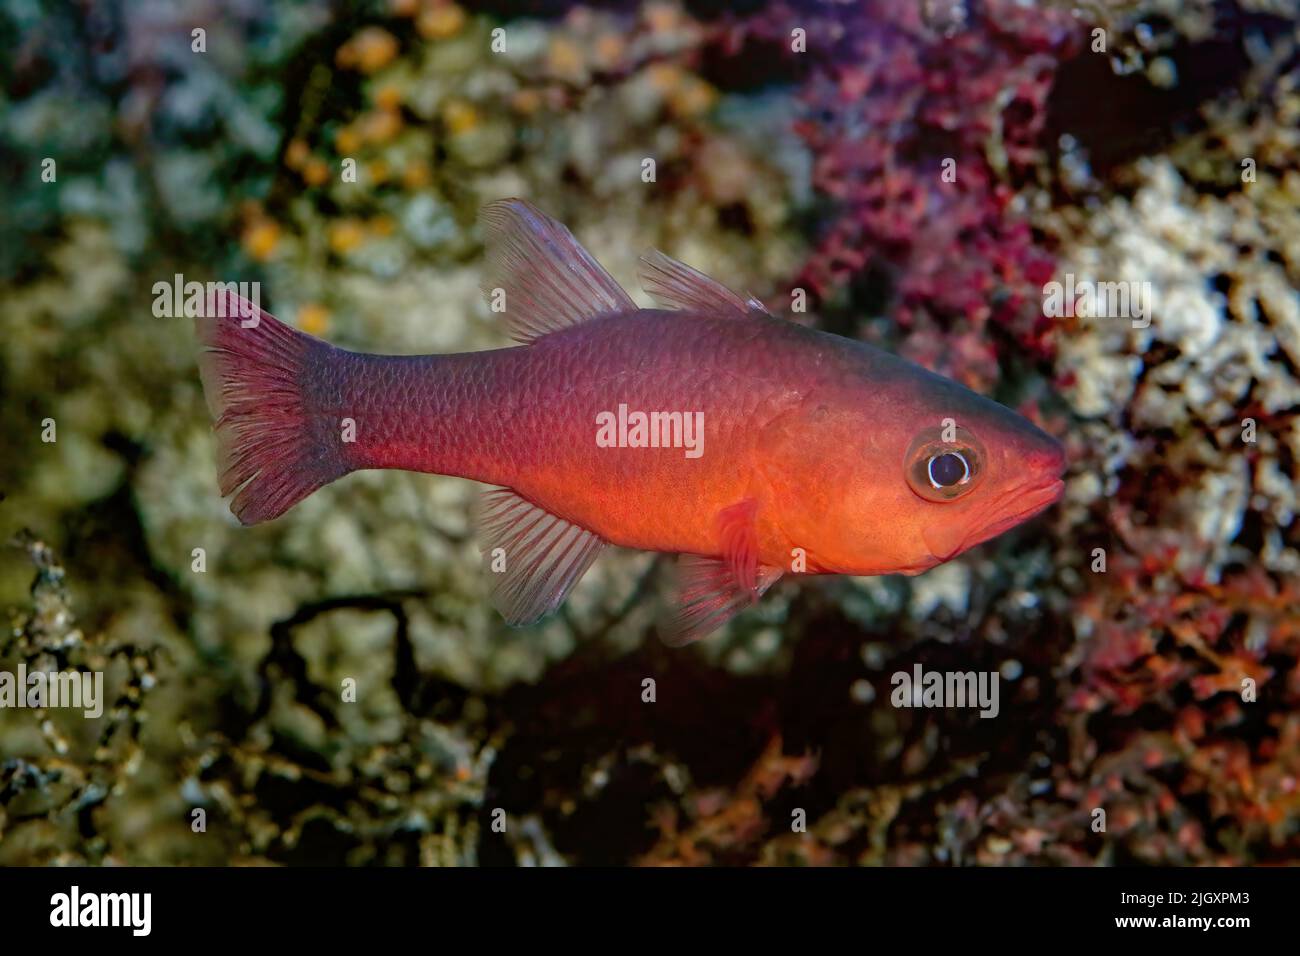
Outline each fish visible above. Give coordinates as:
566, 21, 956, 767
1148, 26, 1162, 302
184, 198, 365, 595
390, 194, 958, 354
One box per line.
195, 199, 1066, 645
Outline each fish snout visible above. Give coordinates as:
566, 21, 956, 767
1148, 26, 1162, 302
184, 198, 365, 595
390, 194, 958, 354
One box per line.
923, 436, 1066, 565
1033, 440, 1067, 481
1018, 437, 1067, 512
1017, 431, 1067, 501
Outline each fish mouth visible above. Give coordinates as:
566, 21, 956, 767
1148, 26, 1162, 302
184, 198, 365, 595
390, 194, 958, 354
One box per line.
969, 477, 1065, 547
922, 476, 1065, 563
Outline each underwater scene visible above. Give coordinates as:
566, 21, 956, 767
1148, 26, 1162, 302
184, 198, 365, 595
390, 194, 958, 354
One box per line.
1, 0, 1298, 874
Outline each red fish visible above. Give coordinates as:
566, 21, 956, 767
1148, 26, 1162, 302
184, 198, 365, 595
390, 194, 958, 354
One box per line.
196, 200, 1065, 644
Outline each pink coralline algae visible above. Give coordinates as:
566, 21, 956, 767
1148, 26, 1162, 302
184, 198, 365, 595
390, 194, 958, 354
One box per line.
714, 0, 1080, 391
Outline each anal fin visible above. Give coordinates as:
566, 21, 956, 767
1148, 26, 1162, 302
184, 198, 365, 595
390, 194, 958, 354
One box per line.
479, 488, 606, 626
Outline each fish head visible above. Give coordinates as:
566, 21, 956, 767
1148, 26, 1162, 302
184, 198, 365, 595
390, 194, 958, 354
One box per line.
890, 387, 1067, 569
779, 361, 1066, 575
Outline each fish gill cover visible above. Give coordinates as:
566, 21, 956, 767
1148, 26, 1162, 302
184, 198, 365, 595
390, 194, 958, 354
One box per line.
0, 0, 1296, 869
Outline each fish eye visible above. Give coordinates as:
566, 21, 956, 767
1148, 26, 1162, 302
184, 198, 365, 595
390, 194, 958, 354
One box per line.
904, 425, 986, 503
928, 452, 969, 488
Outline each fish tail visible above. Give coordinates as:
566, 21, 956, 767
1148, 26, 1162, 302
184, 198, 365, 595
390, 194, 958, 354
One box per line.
195, 291, 351, 524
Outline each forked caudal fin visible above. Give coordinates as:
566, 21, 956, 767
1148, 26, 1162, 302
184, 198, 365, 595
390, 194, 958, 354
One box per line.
195, 290, 352, 524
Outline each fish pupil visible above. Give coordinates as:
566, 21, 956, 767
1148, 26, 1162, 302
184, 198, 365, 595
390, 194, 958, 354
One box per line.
928, 452, 968, 488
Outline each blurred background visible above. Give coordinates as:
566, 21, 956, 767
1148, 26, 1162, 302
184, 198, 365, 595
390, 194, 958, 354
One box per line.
1, 0, 1298, 865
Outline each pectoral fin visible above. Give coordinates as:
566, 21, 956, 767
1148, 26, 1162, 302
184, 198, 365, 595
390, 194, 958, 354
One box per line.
717, 498, 761, 593
660, 498, 782, 645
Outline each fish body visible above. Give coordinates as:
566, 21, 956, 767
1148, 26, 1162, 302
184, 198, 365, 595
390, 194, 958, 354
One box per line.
197, 200, 1065, 643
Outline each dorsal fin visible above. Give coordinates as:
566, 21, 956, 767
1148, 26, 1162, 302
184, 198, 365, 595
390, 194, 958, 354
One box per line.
638, 249, 769, 316
478, 487, 607, 626
480, 199, 635, 343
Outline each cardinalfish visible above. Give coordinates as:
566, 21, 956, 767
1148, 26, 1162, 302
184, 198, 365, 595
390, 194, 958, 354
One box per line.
196, 200, 1066, 644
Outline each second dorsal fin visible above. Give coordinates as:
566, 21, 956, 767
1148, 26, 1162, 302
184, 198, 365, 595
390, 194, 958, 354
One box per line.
480, 199, 636, 344
638, 248, 769, 316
